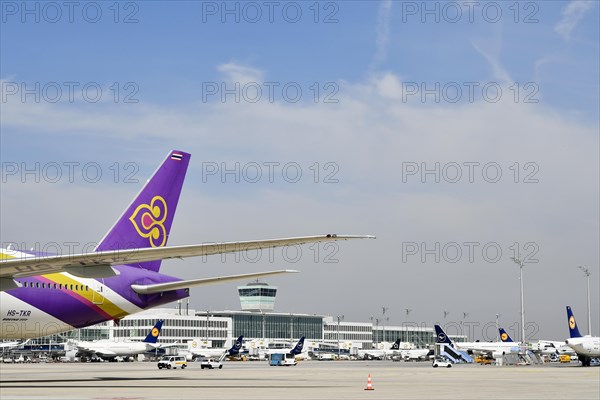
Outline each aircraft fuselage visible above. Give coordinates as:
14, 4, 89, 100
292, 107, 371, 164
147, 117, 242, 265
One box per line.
1, 264, 187, 340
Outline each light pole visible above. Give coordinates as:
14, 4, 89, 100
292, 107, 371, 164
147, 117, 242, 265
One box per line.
382, 306, 389, 343
495, 313, 501, 342
511, 257, 526, 343
404, 309, 412, 343
261, 311, 265, 342
336, 315, 344, 357
370, 316, 380, 347
578, 266, 592, 336
290, 313, 293, 344
205, 309, 209, 344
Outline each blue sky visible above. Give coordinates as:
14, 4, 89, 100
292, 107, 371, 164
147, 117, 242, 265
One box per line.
1, 1, 599, 339
2, 1, 598, 114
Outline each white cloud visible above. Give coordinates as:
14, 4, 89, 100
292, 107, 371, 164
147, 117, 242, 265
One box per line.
217, 62, 265, 84
371, 72, 404, 99
471, 26, 512, 84
1, 67, 598, 338
555, 0, 595, 40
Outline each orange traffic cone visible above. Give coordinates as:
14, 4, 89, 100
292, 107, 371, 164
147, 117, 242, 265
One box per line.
364, 374, 375, 391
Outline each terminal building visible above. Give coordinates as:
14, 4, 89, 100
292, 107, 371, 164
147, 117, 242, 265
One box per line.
12, 281, 464, 356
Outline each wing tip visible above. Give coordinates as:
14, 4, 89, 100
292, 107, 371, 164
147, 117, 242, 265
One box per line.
325, 234, 376, 239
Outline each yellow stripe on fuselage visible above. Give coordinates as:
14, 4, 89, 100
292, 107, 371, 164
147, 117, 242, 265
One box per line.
40, 273, 129, 320
1, 249, 129, 320
0, 250, 17, 260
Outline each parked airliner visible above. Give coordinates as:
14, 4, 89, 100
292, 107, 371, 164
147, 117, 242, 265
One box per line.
73, 320, 165, 360
499, 327, 574, 357
183, 335, 244, 360
564, 306, 600, 367
0, 150, 374, 340
357, 339, 402, 360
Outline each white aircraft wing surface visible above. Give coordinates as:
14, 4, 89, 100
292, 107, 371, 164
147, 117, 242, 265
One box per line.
131, 270, 299, 294
0, 234, 375, 282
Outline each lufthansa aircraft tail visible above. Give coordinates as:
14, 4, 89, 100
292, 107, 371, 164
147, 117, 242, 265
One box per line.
499, 328, 515, 343
566, 306, 583, 338
390, 339, 402, 350
142, 320, 164, 344
434, 325, 454, 345
290, 337, 305, 355
94, 151, 191, 272
228, 335, 244, 355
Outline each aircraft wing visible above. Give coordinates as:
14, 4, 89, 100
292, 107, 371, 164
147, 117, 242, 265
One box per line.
0, 339, 29, 349
0, 234, 375, 283
76, 346, 117, 357
93, 349, 118, 357
131, 270, 298, 294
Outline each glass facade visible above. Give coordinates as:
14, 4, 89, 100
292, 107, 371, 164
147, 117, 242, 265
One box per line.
14, 308, 464, 354
372, 328, 435, 347
238, 288, 277, 297
372, 327, 466, 347
210, 312, 323, 340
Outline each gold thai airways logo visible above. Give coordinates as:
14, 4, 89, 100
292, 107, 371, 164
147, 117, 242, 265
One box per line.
569, 316, 576, 330
129, 196, 168, 247
501, 333, 508, 341
151, 327, 160, 337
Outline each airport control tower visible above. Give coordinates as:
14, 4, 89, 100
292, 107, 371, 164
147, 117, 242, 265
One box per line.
237, 280, 277, 312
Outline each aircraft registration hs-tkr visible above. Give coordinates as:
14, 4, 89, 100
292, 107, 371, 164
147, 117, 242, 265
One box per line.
0, 150, 374, 340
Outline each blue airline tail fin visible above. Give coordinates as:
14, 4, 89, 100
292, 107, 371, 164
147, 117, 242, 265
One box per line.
143, 320, 164, 343
499, 328, 514, 342
228, 336, 244, 355
434, 325, 453, 345
290, 337, 305, 355
566, 306, 582, 338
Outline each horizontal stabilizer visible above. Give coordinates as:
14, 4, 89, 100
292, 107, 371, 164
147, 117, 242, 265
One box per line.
64, 265, 120, 279
0, 278, 21, 291
131, 270, 299, 294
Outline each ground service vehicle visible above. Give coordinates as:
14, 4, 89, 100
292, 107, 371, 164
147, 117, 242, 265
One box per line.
158, 356, 187, 369
432, 358, 452, 368
200, 358, 223, 369
269, 353, 297, 366
560, 354, 571, 363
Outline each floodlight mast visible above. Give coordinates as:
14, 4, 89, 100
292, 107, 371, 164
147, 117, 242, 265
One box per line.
511, 257, 526, 343
578, 266, 592, 336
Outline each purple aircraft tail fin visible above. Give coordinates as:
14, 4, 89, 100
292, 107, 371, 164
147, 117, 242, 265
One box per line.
94, 150, 191, 272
